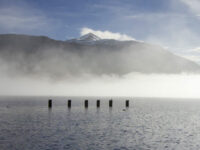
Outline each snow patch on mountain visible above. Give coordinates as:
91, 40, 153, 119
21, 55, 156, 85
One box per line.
78, 33, 101, 41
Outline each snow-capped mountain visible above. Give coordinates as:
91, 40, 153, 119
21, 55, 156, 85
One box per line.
0, 33, 199, 79
68, 33, 136, 46
78, 33, 101, 41
68, 33, 101, 44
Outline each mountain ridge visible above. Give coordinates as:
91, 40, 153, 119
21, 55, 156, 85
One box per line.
0, 33, 199, 79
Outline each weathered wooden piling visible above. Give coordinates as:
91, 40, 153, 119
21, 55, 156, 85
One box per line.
48, 99, 52, 108
68, 100, 71, 108
126, 100, 129, 107
109, 99, 113, 107
85, 100, 88, 108
97, 100, 100, 108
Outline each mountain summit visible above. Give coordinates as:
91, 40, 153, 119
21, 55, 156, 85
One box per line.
78, 33, 101, 41
68, 33, 101, 43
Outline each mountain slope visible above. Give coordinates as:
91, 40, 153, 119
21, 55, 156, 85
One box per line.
0, 33, 199, 79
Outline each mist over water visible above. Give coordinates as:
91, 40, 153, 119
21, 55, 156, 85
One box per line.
0, 71, 200, 98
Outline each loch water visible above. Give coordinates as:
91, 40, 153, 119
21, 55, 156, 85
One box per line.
0, 96, 200, 150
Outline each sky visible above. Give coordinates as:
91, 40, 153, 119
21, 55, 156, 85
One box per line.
0, 0, 200, 62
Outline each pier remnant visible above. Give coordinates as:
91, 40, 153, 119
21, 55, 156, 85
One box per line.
109, 99, 113, 107
85, 100, 88, 108
48, 99, 52, 108
68, 100, 71, 108
126, 100, 129, 107
97, 100, 100, 108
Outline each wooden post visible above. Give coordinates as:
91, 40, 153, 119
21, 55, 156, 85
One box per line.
68, 100, 71, 108
97, 100, 100, 108
109, 99, 113, 107
85, 100, 88, 108
126, 100, 129, 107
48, 99, 52, 108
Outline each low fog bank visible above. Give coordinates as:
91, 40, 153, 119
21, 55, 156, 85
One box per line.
1, 72, 200, 98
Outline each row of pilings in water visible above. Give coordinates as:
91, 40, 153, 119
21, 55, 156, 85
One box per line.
48, 99, 129, 108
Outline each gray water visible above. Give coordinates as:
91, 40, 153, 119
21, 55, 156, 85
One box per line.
1, 96, 200, 150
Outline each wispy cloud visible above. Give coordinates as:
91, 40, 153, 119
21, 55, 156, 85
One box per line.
180, 0, 200, 16
190, 47, 200, 52
81, 27, 135, 41
0, 6, 50, 31
177, 46, 200, 64
139, 1, 200, 52
125, 13, 192, 20
181, 55, 200, 63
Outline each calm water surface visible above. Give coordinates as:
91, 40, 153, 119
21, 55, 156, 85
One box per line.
0, 96, 200, 150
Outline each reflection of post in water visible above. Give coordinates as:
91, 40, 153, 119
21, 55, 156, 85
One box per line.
109, 107, 112, 113
96, 107, 100, 114
48, 105, 52, 127
67, 104, 71, 116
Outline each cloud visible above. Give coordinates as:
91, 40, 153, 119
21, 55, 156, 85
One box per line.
177, 46, 200, 64
180, 0, 200, 15
0, 6, 50, 31
190, 47, 200, 52
80, 27, 135, 41
126, 13, 187, 20
179, 54, 200, 63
